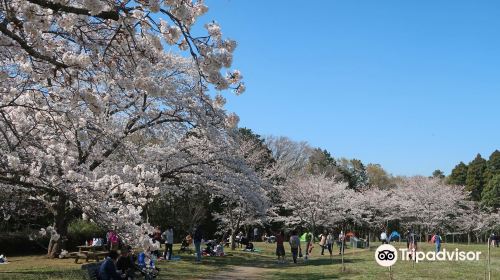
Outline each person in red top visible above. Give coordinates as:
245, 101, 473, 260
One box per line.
275, 230, 286, 264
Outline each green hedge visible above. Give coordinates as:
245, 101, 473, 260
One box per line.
0, 220, 106, 256
0, 232, 48, 256
66, 219, 107, 250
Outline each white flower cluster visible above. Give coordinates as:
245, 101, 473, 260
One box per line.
0, 0, 252, 244
160, 19, 182, 45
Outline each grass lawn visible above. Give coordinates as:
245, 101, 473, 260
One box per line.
0, 242, 498, 279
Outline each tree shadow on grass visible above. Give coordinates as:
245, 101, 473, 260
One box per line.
0, 270, 85, 280
267, 270, 358, 280
169, 252, 362, 269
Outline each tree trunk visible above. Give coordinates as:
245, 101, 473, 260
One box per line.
230, 230, 237, 250
47, 196, 69, 258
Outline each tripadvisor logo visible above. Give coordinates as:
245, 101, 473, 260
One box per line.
399, 248, 482, 263
375, 244, 398, 267
375, 244, 482, 266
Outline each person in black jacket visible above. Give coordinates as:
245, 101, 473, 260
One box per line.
98, 250, 123, 280
193, 226, 203, 262
116, 247, 135, 280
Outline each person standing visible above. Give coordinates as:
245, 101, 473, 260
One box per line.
275, 230, 286, 263
380, 230, 388, 244
319, 231, 327, 255
289, 230, 301, 264
326, 232, 333, 256
433, 232, 442, 253
253, 227, 259, 242
406, 228, 417, 260
107, 228, 119, 251
162, 226, 174, 260
338, 230, 345, 255
304, 230, 313, 260
193, 226, 203, 262
152, 226, 162, 258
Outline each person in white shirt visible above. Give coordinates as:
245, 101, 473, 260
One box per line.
162, 226, 174, 260
338, 231, 345, 255
380, 231, 388, 244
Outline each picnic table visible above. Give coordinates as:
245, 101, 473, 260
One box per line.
72, 245, 108, 264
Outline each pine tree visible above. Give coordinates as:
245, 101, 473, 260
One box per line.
465, 154, 487, 201
432, 169, 445, 179
447, 162, 468, 185
481, 174, 500, 209
485, 150, 500, 183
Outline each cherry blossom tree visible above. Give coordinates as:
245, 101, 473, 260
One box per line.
356, 188, 399, 235
278, 174, 355, 234
212, 128, 273, 250
392, 177, 473, 240
0, 0, 248, 257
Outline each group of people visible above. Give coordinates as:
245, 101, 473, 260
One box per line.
149, 225, 205, 262
379, 228, 443, 260
273, 229, 347, 264
96, 225, 208, 280
97, 247, 143, 280
149, 226, 174, 260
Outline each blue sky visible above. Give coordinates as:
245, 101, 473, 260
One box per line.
196, 0, 500, 176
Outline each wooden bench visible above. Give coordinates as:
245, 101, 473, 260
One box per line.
73, 250, 109, 264
73, 245, 107, 263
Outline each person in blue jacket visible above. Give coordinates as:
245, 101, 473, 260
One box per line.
98, 250, 123, 280
433, 232, 442, 253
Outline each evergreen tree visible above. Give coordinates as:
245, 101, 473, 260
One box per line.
432, 169, 445, 179
447, 162, 468, 185
481, 174, 500, 209
307, 148, 337, 176
485, 150, 500, 183
337, 158, 368, 190
465, 154, 487, 201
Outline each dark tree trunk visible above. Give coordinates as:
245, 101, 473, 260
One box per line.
230, 231, 237, 250
47, 196, 69, 258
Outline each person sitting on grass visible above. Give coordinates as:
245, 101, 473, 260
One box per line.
98, 250, 124, 280
185, 233, 193, 246
245, 242, 254, 251
215, 240, 225, 256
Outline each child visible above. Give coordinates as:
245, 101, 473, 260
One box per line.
215, 241, 225, 256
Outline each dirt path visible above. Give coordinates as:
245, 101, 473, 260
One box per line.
208, 265, 266, 280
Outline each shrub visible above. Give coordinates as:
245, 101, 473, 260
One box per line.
67, 219, 106, 250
